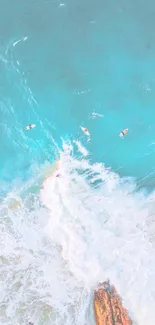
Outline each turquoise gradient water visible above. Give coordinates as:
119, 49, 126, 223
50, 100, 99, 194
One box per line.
2, 2, 155, 324
1, 0, 155, 191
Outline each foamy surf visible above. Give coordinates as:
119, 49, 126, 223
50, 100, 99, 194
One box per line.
73, 140, 89, 157
1, 140, 155, 325
41, 141, 155, 325
91, 112, 104, 119
13, 36, 28, 47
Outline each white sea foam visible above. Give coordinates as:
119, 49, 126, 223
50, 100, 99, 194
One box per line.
73, 140, 89, 156
13, 36, 28, 47
0, 140, 155, 325
91, 112, 104, 119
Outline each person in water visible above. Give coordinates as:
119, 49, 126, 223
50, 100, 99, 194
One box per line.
120, 128, 128, 137
81, 126, 90, 136
84, 128, 88, 133
25, 124, 33, 130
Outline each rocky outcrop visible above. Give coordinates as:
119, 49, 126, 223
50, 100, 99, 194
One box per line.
94, 281, 132, 325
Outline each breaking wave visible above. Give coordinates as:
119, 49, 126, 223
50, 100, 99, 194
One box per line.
0, 140, 155, 325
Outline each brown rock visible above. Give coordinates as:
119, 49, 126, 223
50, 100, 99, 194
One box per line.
94, 281, 132, 325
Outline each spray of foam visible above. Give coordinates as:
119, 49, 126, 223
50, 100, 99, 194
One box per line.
0, 139, 155, 325
91, 112, 104, 119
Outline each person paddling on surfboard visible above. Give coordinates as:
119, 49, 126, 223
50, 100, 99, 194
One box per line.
80, 126, 90, 136
119, 128, 128, 138
25, 124, 36, 130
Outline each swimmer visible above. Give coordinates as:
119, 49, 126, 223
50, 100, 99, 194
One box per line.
28, 124, 33, 129
25, 124, 36, 130
80, 126, 90, 136
119, 128, 128, 138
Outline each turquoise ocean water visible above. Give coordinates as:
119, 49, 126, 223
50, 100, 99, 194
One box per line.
1, 0, 155, 188
1, 0, 155, 324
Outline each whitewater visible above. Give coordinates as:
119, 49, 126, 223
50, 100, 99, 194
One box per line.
1, 0, 155, 323
0, 139, 155, 325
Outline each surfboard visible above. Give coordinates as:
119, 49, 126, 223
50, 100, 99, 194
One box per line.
25, 124, 36, 130
119, 128, 128, 138
80, 126, 90, 136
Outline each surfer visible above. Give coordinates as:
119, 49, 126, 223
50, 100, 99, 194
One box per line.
25, 124, 36, 130
28, 124, 33, 129
84, 128, 89, 134
120, 128, 128, 138
80, 126, 90, 136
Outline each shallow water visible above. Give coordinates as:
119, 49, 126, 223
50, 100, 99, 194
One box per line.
1, 0, 155, 324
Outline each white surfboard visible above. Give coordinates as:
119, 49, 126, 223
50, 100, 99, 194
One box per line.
119, 128, 128, 138
80, 126, 90, 136
25, 124, 36, 130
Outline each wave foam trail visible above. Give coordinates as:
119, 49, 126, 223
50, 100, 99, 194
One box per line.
1, 140, 155, 325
